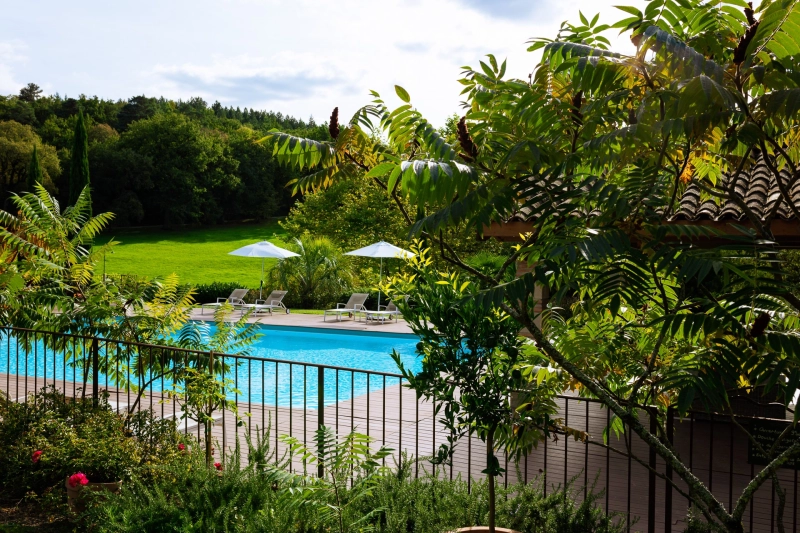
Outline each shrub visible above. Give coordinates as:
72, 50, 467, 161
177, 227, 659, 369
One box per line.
352, 463, 626, 533
88, 439, 627, 533
494, 476, 627, 533
189, 282, 258, 305
86, 426, 316, 533
356, 460, 485, 533
464, 252, 517, 288
267, 237, 353, 309
0, 387, 182, 498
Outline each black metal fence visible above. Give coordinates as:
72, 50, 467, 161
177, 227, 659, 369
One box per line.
1, 326, 797, 533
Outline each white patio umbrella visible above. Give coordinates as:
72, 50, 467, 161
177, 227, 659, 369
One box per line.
228, 241, 299, 299
344, 241, 415, 309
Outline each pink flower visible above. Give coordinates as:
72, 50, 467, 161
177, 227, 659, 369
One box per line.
68, 472, 89, 488
214, 462, 222, 471
178, 443, 186, 452
31, 450, 43, 464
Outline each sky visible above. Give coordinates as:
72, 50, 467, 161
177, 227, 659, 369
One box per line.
0, 0, 637, 126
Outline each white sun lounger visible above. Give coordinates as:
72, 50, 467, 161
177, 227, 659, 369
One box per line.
242, 290, 288, 315
364, 296, 407, 324
323, 293, 369, 322
199, 289, 249, 315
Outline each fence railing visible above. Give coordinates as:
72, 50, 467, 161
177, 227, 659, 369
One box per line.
1, 326, 797, 533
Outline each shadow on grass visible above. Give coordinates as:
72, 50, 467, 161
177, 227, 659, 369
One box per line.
98, 221, 288, 246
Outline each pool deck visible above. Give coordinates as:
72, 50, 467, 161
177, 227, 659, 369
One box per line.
188, 307, 415, 335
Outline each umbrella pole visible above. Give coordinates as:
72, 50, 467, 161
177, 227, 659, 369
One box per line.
378, 257, 383, 310
260, 258, 264, 300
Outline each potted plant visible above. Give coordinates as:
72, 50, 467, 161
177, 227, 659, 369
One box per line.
65, 471, 122, 513
61, 406, 140, 512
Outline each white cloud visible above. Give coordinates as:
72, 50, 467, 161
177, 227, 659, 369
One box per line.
0, 41, 27, 95
1, 0, 638, 124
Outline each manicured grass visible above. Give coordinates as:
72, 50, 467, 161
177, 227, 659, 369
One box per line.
97, 222, 290, 287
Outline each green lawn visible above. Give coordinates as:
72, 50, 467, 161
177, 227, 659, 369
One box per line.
97, 222, 290, 287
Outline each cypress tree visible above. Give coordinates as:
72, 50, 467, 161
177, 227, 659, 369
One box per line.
27, 145, 44, 191
68, 109, 90, 209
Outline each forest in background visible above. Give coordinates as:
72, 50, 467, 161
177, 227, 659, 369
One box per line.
0, 84, 331, 226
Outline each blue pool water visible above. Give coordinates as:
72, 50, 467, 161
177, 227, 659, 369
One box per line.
0, 325, 421, 409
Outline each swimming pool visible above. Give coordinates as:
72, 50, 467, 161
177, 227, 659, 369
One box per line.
221, 325, 420, 408
0, 325, 421, 409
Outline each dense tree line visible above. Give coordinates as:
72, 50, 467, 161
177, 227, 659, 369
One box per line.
0, 86, 330, 226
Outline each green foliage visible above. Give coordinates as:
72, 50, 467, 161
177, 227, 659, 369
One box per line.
266, 237, 354, 309
0, 387, 181, 498
268, 0, 800, 529
359, 462, 485, 533
0, 91, 328, 225
118, 113, 239, 226
168, 361, 240, 466
268, 427, 393, 533
26, 144, 44, 191
0, 185, 115, 328
0, 120, 60, 196
85, 428, 310, 533
494, 476, 627, 533
385, 245, 564, 531
280, 172, 406, 252
85, 437, 625, 533
190, 281, 250, 305
464, 252, 517, 288
68, 109, 90, 209
387, 246, 562, 466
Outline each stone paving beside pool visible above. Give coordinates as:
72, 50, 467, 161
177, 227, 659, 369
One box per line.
188, 307, 414, 335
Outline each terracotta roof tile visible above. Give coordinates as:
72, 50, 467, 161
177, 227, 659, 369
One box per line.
503, 156, 799, 224
669, 156, 797, 222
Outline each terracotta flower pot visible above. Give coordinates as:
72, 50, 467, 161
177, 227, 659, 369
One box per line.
450, 526, 519, 533
65, 477, 122, 513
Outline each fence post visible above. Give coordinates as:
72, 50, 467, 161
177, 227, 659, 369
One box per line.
205, 351, 214, 467
318, 367, 325, 478
648, 412, 657, 533
91, 338, 99, 407
665, 407, 674, 533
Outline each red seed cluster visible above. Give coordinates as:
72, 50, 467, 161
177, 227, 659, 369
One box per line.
734, 3, 760, 65
329, 107, 340, 140
457, 116, 478, 162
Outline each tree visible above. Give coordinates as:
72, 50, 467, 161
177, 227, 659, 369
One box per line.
224, 127, 292, 221
26, 144, 43, 191
119, 112, 239, 226
88, 137, 153, 226
387, 245, 561, 533
68, 109, 90, 209
266, 237, 353, 309
115, 95, 160, 131
18, 83, 43, 103
0, 185, 115, 331
281, 172, 406, 251
265, 1, 800, 530
0, 121, 60, 200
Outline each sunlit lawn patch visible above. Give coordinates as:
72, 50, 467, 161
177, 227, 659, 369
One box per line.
96, 222, 289, 286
